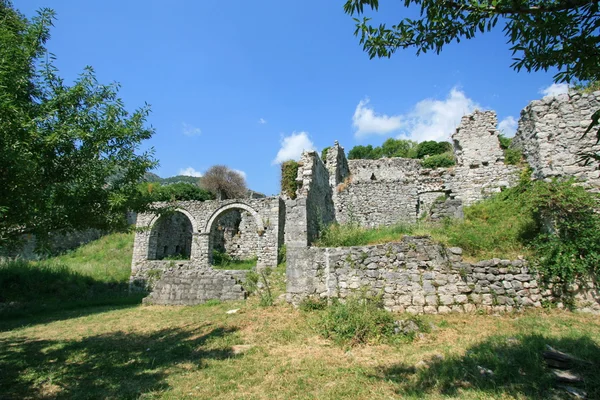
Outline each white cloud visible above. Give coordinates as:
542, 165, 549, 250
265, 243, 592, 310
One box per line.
182, 122, 201, 136
178, 167, 203, 177
352, 88, 479, 142
352, 98, 402, 137
540, 83, 569, 97
234, 169, 247, 179
498, 116, 518, 137
258, 118, 267, 124
272, 131, 315, 164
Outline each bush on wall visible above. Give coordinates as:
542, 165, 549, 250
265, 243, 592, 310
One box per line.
281, 161, 300, 199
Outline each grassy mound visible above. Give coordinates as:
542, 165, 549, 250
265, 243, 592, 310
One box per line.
0, 232, 141, 318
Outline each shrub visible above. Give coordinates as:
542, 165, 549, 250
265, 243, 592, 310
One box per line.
504, 148, 523, 165
299, 296, 328, 311
525, 179, 600, 284
321, 146, 331, 161
421, 152, 456, 168
416, 141, 453, 159
281, 161, 299, 199
318, 294, 395, 346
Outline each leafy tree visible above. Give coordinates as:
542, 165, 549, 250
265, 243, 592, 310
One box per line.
379, 138, 418, 158
348, 144, 381, 159
0, 1, 156, 250
344, 0, 600, 161
199, 165, 247, 200
141, 182, 214, 202
344, 0, 599, 83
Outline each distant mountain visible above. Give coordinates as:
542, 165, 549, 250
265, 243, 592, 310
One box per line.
160, 175, 200, 185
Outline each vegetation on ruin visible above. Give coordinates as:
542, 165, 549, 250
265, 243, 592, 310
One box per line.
498, 134, 524, 165
317, 174, 600, 284
0, 2, 156, 251
420, 152, 456, 168
281, 160, 300, 199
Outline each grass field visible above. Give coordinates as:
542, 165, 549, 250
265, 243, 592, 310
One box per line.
1, 233, 599, 399
1, 299, 599, 399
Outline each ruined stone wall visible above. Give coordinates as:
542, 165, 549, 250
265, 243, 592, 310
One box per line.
139, 263, 247, 305
131, 197, 282, 292
323, 111, 520, 228
297, 151, 335, 244
335, 158, 421, 226
286, 237, 599, 314
211, 210, 260, 260
512, 91, 600, 192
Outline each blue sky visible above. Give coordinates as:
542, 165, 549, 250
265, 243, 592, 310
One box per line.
17, 0, 567, 195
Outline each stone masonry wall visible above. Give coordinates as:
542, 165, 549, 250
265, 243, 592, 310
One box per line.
512, 91, 600, 192
131, 197, 281, 292
328, 111, 520, 228
286, 236, 600, 313
140, 263, 247, 305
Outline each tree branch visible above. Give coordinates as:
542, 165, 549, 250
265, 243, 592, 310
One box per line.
443, 0, 595, 15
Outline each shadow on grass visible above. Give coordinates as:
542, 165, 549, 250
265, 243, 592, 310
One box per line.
0, 325, 239, 399
373, 334, 600, 399
0, 259, 146, 328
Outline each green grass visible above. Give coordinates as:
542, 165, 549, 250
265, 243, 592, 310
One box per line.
212, 257, 257, 270
0, 232, 141, 318
1, 300, 598, 399
315, 222, 415, 248
316, 187, 537, 261
45, 231, 134, 282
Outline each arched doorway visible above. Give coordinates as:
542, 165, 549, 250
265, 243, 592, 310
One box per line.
148, 211, 193, 260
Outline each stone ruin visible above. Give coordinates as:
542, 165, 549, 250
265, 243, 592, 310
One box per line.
132, 91, 600, 312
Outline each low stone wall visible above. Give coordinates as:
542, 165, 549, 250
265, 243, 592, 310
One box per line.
133, 262, 248, 305
286, 236, 599, 314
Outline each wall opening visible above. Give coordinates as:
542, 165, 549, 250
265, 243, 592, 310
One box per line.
209, 208, 259, 269
149, 211, 193, 260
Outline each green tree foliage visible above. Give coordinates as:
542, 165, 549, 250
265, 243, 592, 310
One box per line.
348, 144, 381, 159
321, 146, 331, 161
526, 179, 600, 284
140, 182, 214, 202
348, 138, 453, 163
0, 2, 156, 249
344, 0, 600, 163
380, 137, 418, 158
344, 0, 598, 83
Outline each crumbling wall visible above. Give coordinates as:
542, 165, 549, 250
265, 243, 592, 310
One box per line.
335, 158, 421, 226
512, 91, 600, 192
211, 210, 260, 260
286, 236, 599, 314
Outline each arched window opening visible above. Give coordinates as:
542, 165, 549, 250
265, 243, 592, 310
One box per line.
149, 211, 193, 260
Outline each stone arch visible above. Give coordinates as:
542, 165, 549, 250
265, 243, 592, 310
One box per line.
204, 202, 263, 234
147, 210, 197, 260
204, 202, 265, 267
147, 207, 199, 232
